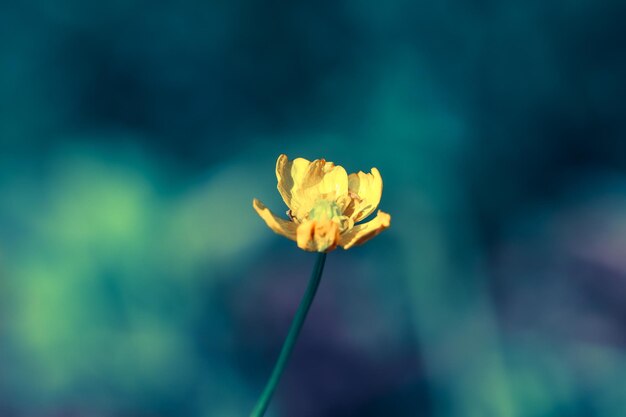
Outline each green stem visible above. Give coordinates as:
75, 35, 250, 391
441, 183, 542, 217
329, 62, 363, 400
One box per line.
250, 252, 327, 417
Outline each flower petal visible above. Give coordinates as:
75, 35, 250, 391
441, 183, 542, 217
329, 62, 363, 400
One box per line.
346, 168, 383, 222
253, 198, 297, 241
300, 162, 349, 210
276, 154, 349, 221
318, 164, 349, 200
338, 210, 390, 249
296, 219, 340, 252
276, 154, 312, 215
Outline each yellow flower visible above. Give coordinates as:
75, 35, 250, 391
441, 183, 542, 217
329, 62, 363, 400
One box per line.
253, 154, 391, 252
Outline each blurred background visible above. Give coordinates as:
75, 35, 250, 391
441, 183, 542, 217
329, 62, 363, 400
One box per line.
1, 1, 626, 416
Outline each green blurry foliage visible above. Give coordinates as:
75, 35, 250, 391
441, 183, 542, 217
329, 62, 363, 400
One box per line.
0, 145, 263, 413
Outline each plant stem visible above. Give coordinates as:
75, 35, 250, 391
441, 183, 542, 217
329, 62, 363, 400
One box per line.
250, 252, 327, 417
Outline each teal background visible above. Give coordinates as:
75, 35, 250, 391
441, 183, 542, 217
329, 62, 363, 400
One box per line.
2, 1, 626, 416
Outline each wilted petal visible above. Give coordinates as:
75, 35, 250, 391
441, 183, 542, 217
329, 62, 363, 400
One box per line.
253, 199, 298, 241
339, 210, 390, 249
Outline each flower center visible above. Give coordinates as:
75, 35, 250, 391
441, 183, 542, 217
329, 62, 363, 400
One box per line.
308, 200, 342, 221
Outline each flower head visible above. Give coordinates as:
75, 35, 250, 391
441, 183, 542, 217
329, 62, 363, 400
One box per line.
253, 154, 391, 252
